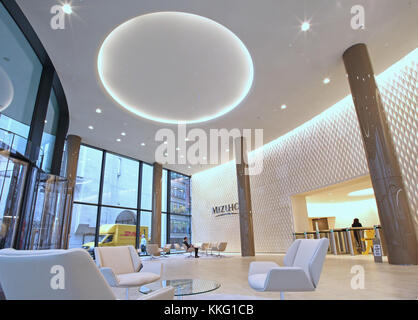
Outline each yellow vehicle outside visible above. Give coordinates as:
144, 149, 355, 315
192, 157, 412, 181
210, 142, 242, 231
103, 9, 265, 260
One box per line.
82, 224, 149, 252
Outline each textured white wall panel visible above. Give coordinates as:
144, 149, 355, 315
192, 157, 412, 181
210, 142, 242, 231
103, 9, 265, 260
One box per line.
192, 49, 418, 253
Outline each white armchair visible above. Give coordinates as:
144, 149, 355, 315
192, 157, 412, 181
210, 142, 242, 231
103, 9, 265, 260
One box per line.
0, 248, 173, 300
248, 238, 329, 299
94, 246, 162, 299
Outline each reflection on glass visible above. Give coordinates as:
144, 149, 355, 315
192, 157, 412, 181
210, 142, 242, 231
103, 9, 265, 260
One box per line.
141, 164, 153, 210
0, 117, 29, 155
0, 152, 28, 249
68, 204, 97, 251
0, 2, 43, 144
39, 90, 59, 173
74, 146, 103, 204
102, 153, 139, 208
28, 174, 68, 249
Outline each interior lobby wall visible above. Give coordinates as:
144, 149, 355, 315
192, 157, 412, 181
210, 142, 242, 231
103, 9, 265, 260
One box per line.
306, 199, 380, 229
192, 49, 418, 253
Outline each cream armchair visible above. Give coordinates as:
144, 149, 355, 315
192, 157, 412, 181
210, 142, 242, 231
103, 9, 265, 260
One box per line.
248, 239, 329, 299
213, 242, 228, 257
161, 244, 172, 257
147, 244, 161, 259
0, 248, 173, 300
200, 243, 210, 255
210, 242, 219, 255
174, 243, 184, 252
94, 246, 162, 299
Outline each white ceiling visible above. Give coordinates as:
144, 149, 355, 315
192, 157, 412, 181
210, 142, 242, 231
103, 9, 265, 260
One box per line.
15, 0, 418, 175
304, 175, 375, 204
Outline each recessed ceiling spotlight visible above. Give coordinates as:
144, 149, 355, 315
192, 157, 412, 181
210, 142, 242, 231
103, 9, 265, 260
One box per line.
121, 132, 126, 136
116, 138, 121, 142
44, 120, 48, 124
185, 138, 189, 141
323, 77, 331, 84
164, 141, 168, 144
281, 104, 287, 110
62, 4, 72, 15
88, 125, 94, 130
188, 166, 191, 169
301, 21, 310, 32
226, 149, 230, 152
140, 142, 146, 146
96, 108, 102, 114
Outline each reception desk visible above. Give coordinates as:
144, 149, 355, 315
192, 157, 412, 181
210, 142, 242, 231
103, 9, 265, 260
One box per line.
294, 226, 386, 256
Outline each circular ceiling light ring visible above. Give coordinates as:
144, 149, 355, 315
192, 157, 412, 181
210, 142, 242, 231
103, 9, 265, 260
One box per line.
98, 11, 254, 124
0, 65, 14, 112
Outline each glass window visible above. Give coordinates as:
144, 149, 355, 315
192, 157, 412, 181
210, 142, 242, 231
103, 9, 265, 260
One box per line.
68, 204, 98, 250
162, 169, 167, 212
140, 211, 152, 244
102, 153, 139, 208
161, 213, 167, 246
141, 164, 153, 210
0, 2, 43, 144
170, 214, 191, 245
170, 172, 191, 215
74, 146, 103, 204
0, 153, 28, 249
72, 144, 192, 252
39, 89, 59, 172
98, 207, 137, 248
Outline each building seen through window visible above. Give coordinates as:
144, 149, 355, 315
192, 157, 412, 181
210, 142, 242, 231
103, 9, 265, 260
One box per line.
70, 145, 191, 254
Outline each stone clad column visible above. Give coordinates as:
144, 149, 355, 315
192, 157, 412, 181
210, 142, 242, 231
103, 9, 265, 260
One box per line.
235, 137, 255, 256
151, 162, 163, 246
343, 43, 418, 265
62, 135, 81, 249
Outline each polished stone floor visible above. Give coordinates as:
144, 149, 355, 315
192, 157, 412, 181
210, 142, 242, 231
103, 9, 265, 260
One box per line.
114, 253, 418, 300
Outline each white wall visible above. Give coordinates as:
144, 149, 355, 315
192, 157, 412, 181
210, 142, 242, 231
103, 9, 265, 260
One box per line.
306, 199, 380, 229
192, 49, 418, 253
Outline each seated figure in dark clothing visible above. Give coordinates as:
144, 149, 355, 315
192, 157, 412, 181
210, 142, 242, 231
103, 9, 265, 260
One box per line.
183, 236, 199, 258
352, 218, 363, 248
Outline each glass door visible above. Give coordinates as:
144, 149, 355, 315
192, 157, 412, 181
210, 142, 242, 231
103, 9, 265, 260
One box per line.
0, 150, 28, 249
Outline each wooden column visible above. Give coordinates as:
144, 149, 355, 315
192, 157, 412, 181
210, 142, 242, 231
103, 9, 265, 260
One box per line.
62, 135, 81, 249
235, 137, 255, 256
343, 43, 418, 265
151, 162, 163, 246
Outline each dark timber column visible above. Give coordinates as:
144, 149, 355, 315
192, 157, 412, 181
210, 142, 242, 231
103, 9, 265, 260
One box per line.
151, 162, 163, 246
62, 135, 82, 248
235, 137, 255, 256
343, 43, 418, 265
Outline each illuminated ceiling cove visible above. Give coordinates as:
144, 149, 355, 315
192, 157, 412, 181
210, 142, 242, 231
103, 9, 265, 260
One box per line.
98, 12, 254, 124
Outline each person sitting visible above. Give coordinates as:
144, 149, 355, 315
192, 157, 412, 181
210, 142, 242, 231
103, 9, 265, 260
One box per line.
183, 236, 199, 258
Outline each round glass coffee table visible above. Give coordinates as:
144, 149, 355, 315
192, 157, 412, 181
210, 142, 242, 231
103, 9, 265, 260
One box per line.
140, 279, 221, 299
